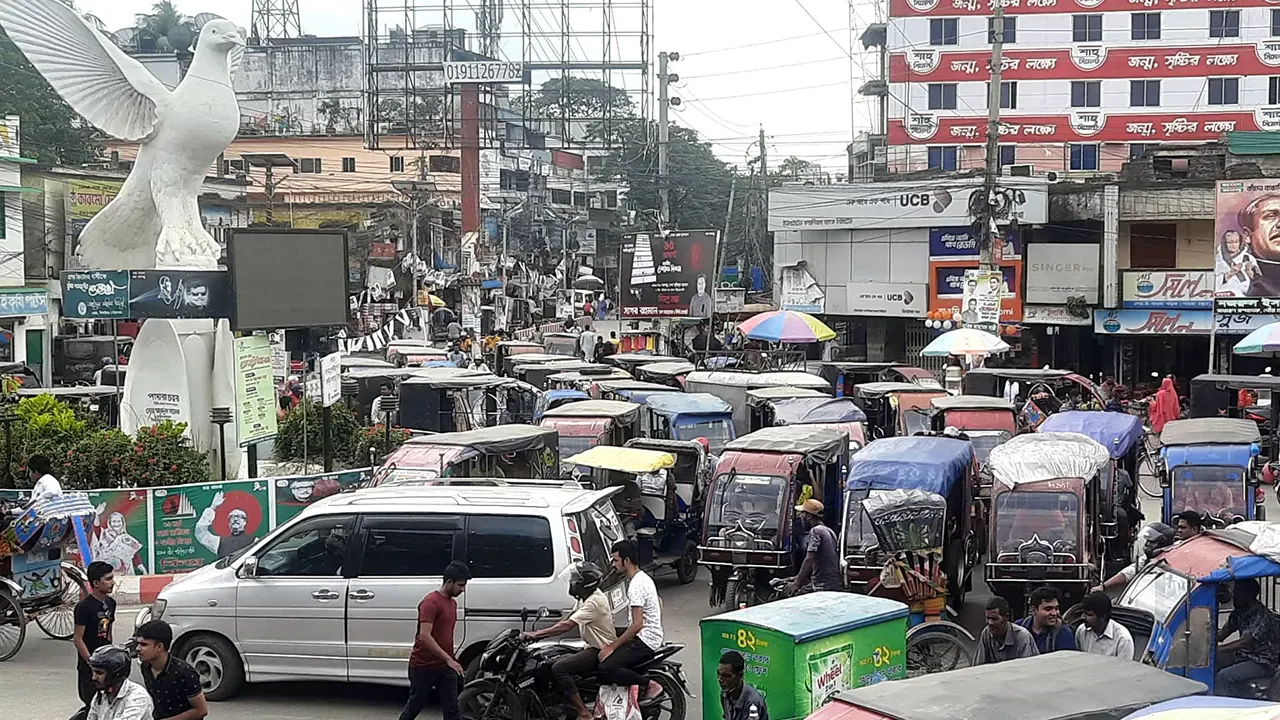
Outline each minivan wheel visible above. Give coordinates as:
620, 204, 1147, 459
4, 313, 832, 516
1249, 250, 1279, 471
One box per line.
179, 633, 244, 701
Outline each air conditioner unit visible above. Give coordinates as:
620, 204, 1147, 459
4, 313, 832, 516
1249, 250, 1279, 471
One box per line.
1008, 164, 1034, 177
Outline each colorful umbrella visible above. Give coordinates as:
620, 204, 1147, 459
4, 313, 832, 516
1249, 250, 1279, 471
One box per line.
737, 310, 836, 343
920, 328, 1010, 357
1234, 321, 1280, 356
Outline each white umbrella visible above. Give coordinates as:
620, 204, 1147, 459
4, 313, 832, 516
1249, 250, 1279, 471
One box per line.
920, 328, 1010, 357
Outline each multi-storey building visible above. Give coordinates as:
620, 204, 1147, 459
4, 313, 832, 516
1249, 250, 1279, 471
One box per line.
881, 0, 1280, 173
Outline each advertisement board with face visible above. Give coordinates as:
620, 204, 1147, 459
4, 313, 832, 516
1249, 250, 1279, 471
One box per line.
1214, 179, 1280, 301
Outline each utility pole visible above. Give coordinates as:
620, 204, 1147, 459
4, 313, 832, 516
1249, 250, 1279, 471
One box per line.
658, 51, 678, 227
979, 4, 1006, 272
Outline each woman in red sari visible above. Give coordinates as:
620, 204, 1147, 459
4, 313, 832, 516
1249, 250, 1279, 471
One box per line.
1149, 377, 1181, 433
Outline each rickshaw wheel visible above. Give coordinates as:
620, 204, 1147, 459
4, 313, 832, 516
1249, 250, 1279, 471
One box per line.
35, 569, 84, 640
0, 588, 27, 662
906, 631, 970, 677
675, 543, 698, 585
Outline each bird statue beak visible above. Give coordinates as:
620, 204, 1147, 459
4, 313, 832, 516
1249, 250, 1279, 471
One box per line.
224, 33, 245, 47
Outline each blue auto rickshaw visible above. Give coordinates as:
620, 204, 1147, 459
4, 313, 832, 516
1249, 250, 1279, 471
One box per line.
1159, 418, 1265, 525
1113, 522, 1280, 698
532, 388, 590, 422
1039, 410, 1144, 574
643, 392, 736, 454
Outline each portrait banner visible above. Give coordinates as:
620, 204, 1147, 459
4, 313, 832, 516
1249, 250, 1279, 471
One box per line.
1214, 179, 1280, 299
273, 468, 371, 525
152, 479, 270, 573
74, 488, 152, 576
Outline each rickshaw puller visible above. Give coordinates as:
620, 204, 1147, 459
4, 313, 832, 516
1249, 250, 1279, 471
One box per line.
1217, 578, 1280, 698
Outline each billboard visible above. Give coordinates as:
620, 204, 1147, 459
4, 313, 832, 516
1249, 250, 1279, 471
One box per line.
61, 270, 232, 320
1025, 244, 1100, 304
769, 178, 1048, 232
1214, 179, 1280, 306
620, 230, 719, 318
928, 263, 1023, 322
228, 229, 350, 330
960, 269, 1004, 332
1121, 270, 1213, 309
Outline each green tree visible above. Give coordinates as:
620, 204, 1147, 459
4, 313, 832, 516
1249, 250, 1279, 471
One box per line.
135, 1, 192, 41
517, 77, 634, 121
778, 156, 814, 179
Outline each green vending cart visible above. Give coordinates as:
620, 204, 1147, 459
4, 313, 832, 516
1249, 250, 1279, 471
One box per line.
700, 592, 909, 720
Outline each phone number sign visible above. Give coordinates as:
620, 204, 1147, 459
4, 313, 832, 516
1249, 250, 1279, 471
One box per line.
444, 62, 524, 84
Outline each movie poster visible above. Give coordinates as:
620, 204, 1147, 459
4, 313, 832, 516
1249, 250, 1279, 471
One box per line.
1214, 179, 1280, 313
152, 480, 270, 573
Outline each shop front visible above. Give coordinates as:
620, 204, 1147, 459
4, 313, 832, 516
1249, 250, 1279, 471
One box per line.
1023, 242, 1101, 375
0, 287, 51, 382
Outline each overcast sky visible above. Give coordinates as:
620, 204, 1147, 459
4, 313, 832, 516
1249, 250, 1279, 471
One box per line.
76, 0, 878, 174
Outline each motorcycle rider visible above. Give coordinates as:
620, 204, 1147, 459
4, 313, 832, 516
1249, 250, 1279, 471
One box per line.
85, 645, 153, 720
522, 562, 618, 720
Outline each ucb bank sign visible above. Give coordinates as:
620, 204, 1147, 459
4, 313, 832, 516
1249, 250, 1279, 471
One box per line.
769, 178, 1049, 232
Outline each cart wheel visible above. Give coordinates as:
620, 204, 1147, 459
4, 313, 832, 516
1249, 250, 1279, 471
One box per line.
906, 631, 970, 678
36, 569, 84, 640
0, 588, 26, 662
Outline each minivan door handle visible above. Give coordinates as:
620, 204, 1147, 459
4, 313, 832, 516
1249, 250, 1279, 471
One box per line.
311, 589, 341, 601
348, 589, 376, 601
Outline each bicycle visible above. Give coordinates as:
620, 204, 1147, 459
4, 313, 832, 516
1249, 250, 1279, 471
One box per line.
1135, 432, 1163, 499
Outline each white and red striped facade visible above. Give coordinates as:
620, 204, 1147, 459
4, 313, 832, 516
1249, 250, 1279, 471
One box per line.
886, 0, 1280, 172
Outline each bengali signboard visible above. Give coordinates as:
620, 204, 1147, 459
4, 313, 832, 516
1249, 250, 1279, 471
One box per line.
61, 270, 232, 319
0, 288, 49, 318
1122, 270, 1214, 309
620, 230, 719, 318
234, 335, 277, 447
928, 227, 1024, 261
273, 469, 370, 525
1094, 309, 1280, 335
960, 269, 1004, 333
845, 282, 927, 317
1214, 179, 1280, 303
152, 479, 271, 574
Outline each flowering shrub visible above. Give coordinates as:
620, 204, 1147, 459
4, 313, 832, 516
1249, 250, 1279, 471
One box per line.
273, 401, 364, 465
355, 424, 412, 466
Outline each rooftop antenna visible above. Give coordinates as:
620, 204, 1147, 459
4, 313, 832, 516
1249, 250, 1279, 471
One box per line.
250, 0, 301, 41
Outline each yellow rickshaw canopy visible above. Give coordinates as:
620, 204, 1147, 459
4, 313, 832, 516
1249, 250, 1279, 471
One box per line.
565, 445, 676, 474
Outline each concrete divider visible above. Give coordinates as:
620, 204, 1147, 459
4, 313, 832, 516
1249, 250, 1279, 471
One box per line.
113, 574, 184, 606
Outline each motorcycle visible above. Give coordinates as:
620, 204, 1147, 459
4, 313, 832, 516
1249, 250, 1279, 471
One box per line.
458, 609, 691, 720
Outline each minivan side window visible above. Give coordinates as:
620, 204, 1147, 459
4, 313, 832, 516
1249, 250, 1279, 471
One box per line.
466, 515, 554, 578
256, 515, 355, 577
360, 516, 461, 577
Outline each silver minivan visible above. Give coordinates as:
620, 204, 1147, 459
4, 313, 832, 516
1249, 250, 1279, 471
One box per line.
148, 480, 627, 700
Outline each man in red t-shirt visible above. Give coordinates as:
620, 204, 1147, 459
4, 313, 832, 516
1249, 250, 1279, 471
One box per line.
399, 561, 471, 720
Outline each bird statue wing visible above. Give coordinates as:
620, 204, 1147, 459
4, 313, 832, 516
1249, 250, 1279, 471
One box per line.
0, 0, 171, 141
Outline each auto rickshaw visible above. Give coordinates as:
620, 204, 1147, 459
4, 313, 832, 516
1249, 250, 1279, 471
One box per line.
492, 340, 544, 374
532, 389, 589, 422
643, 392, 736, 454
699, 426, 850, 610
565, 445, 701, 583
685, 370, 833, 437
546, 366, 634, 396
539, 399, 643, 474
635, 360, 695, 389
746, 386, 828, 432
521, 361, 611, 391
501, 352, 574, 378
1039, 410, 1144, 575
805, 653, 1207, 720
841, 435, 979, 676
1158, 417, 1265, 525
603, 353, 685, 374
370, 425, 561, 484
927, 395, 1018, 522
1114, 523, 1280, 695
963, 368, 1104, 423
985, 431, 1112, 611
594, 379, 682, 404
627, 436, 715, 507
851, 382, 949, 439
1188, 374, 1280, 459
397, 369, 524, 432
540, 332, 580, 357
815, 361, 943, 398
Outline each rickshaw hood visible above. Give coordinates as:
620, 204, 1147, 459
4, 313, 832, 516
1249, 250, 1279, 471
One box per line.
771, 397, 867, 425
1038, 411, 1144, 459
1194, 522, 1280, 582
717, 450, 805, 477
848, 436, 972, 495
725, 426, 848, 464
988, 432, 1109, 489
1149, 532, 1272, 580
565, 445, 675, 474
539, 417, 610, 438
1164, 444, 1255, 470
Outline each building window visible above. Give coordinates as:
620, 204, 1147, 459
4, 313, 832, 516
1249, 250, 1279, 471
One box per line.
1000, 81, 1017, 109
929, 18, 958, 46
1070, 144, 1099, 171
221, 158, 245, 175
429, 155, 461, 173
1073, 14, 1102, 42
1209, 77, 1240, 105
1071, 80, 1101, 108
1130, 79, 1161, 107
1209, 9, 1239, 38
927, 146, 958, 171
1272, 9, 1280, 36
550, 188, 572, 205
390, 156, 405, 172
341, 157, 356, 173
1270, 77, 1280, 105
1131, 13, 1161, 40
1130, 143, 1156, 160
999, 145, 1016, 167
927, 83, 957, 110
988, 16, 1016, 44
298, 158, 322, 174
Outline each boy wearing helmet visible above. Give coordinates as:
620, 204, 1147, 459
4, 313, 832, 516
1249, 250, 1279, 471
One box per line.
86, 645, 153, 720
523, 562, 618, 720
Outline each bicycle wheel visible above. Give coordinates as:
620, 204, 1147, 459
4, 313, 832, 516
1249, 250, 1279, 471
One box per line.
1136, 448, 1162, 499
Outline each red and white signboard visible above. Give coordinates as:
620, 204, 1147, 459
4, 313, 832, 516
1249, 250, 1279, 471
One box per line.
891, 43, 1280, 83
891, 0, 1277, 18
890, 111, 1262, 145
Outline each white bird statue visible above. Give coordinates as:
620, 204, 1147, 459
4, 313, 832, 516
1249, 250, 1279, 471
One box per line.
0, 0, 245, 270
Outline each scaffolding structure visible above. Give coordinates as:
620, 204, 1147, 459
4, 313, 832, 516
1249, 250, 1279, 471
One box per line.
361, 0, 652, 152
249, 0, 302, 41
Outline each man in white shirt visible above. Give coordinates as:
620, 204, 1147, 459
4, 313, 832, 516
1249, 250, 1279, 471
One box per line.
370, 383, 396, 425
523, 563, 617, 720
11, 455, 64, 519
578, 323, 600, 361
601, 539, 665, 705
1076, 591, 1136, 660
86, 645, 154, 720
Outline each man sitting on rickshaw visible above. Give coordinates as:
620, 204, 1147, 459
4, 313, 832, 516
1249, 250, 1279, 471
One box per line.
1217, 578, 1280, 698
1093, 511, 1204, 593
